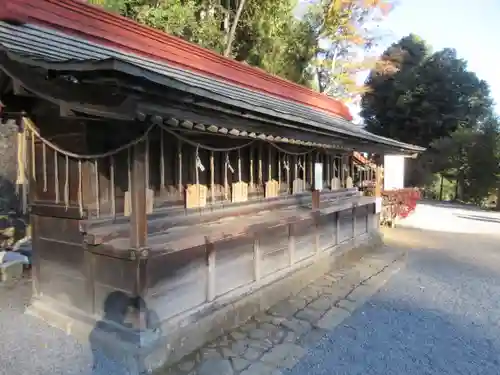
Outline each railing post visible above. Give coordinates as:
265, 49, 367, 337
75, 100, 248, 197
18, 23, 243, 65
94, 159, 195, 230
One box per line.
253, 236, 261, 282
288, 224, 295, 266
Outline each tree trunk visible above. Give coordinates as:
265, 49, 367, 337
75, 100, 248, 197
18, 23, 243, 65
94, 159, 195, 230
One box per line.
495, 185, 500, 211
439, 174, 444, 201
320, 45, 340, 94
224, 0, 247, 57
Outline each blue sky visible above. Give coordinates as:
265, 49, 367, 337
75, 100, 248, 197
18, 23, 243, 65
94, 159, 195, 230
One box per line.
382, 0, 500, 112
296, 0, 500, 114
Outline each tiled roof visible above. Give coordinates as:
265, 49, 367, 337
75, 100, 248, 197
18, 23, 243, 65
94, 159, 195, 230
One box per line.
0, 0, 425, 154
0, 0, 352, 120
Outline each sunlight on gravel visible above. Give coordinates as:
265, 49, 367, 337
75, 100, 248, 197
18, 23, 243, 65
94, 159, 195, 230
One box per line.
285, 202, 500, 375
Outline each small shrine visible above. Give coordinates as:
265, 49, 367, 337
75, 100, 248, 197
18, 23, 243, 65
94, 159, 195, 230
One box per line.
0, 0, 423, 372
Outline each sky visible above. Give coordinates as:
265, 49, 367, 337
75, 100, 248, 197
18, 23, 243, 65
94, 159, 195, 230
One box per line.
382, 0, 500, 112
296, 0, 500, 117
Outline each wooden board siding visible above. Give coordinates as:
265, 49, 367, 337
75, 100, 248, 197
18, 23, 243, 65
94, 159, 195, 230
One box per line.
318, 213, 337, 251
146, 245, 208, 320
293, 219, 317, 261
214, 237, 255, 297
33, 214, 89, 312
338, 209, 354, 244
259, 226, 290, 277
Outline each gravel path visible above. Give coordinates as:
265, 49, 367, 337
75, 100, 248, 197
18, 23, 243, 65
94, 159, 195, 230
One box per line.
0, 278, 94, 375
3, 201, 500, 375
285, 202, 500, 375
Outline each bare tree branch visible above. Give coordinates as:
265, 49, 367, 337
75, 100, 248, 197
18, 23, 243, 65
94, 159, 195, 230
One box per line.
224, 0, 247, 57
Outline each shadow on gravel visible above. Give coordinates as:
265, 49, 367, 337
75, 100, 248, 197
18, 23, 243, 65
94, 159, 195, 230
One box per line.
283, 225, 500, 375
455, 214, 500, 224
383, 226, 500, 288
283, 295, 500, 375
419, 199, 489, 212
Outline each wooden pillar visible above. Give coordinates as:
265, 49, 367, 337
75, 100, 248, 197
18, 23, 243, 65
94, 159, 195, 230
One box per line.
23, 119, 41, 297
374, 163, 383, 227
312, 190, 320, 210
130, 139, 148, 304
375, 165, 382, 198
130, 140, 148, 249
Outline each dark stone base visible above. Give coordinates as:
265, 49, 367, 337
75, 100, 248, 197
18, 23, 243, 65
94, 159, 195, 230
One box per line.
27, 297, 168, 374
27, 231, 383, 374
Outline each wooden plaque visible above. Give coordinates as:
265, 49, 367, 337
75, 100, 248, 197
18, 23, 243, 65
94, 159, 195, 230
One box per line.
346, 176, 353, 189
331, 177, 340, 190
186, 184, 208, 208
232, 181, 249, 203
124, 188, 154, 217
265, 179, 279, 198
292, 178, 305, 194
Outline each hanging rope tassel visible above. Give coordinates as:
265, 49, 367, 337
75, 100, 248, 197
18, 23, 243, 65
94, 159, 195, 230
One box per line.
210, 151, 215, 204
21, 129, 28, 214
54, 150, 60, 204
285, 156, 290, 192
110, 155, 116, 218
64, 155, 69, 211
31, 130, 36, 181
42, 142, 47, 192
160, 129, 165, 190
224, 152, 234, 201
127, 148, 132, 194
250, 146, 254, 187
178, 140, 183, 195
145, 133, 150, 189
15, 128, 28, 213
258, 145, 263, 185
224, 152, 229, 201
278, 152, 282, 189
94, 160, 100, 218
238, 149, 242, 182
294, 156, 298, 185
268, 145, 272, 182
78, 160, 83, 217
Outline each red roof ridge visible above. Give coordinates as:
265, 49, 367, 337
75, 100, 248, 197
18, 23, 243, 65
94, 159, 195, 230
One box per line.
0, 0, 353, 121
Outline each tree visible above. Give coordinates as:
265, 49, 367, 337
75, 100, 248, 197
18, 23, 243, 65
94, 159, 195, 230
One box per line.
464, 118, 499, 204
308, 0, 394, 100
362, 35, 494, 147
362, 34, 498, 202
232, 0, 318, 84
89, 0, 318, 85
223, 0, 246, 56
420, 117, 499, 204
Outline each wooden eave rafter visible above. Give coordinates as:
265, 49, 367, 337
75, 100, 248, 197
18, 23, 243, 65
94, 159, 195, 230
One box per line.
0, 54, 420, 155
0, 0, 354, 121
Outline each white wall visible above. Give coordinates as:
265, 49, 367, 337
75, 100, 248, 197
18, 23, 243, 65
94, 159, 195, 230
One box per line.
383, 154, 405, 190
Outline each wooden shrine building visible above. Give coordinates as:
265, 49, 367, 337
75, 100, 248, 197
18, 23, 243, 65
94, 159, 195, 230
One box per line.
0, 0, 423, 372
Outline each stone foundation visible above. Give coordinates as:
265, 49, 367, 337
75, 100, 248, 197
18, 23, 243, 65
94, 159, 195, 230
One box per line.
27, 231, 382, 374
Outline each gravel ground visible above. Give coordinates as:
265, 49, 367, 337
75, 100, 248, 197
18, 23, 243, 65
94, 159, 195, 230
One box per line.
3, 201, 500, 375
285, 202, 500, 375
0, 278, 94, 375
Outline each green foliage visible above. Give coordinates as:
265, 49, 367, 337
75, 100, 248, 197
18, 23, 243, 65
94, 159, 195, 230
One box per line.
362, 35, 494, 147
418, 118, 500, 204
363, 34, 499, 204
88, 0, 390, 95
461, 118, 500, 203
101, 0, 227, 53
232, 0, 318, 84
310, 0, 394, 101
90, 0, 319, 85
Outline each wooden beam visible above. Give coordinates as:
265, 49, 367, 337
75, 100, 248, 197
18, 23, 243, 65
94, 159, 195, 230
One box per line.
12, 79, 34, 97
130, 139, 148, 250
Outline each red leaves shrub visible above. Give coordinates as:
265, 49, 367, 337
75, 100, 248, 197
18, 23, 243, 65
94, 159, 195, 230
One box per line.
382, 188, 421, 220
